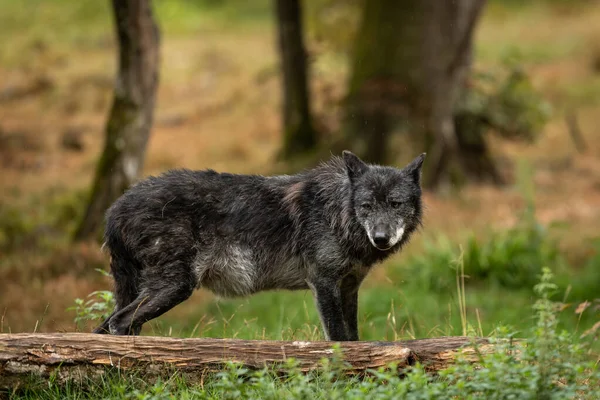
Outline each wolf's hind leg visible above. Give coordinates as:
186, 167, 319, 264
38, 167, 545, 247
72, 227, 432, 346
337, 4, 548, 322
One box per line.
92, 310, 117, 334
108, 260, 196, 335
92, 254, 141, 334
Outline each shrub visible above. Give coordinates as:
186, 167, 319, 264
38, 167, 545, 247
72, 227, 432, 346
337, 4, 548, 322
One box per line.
67, 268, 115, 330
0, 188, 88, 253
457, 51, 552, 143
394, 220, 563, 292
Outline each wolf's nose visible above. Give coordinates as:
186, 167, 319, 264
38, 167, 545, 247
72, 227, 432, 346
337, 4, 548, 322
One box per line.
373, 232, 389, 247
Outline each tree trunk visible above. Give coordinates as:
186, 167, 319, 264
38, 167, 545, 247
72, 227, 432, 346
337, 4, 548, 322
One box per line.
0, 333, 500, 388
453, 111, 504, 184
275, 0, 318, 159
343, 0, 417, 164
73, 0, 160, 241
343, 0, 489, 189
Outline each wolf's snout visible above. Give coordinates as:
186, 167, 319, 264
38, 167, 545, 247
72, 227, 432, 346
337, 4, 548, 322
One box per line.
368, 222, 406, 251
373, 231, 390, 248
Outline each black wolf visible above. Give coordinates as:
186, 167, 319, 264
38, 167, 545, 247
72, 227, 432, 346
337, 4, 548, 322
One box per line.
93, 151, 426, 341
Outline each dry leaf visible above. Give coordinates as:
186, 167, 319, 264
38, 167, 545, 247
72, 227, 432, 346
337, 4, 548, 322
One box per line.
580, 321, 600, 338
557, 302, 572, 312
575, 301, 591, 315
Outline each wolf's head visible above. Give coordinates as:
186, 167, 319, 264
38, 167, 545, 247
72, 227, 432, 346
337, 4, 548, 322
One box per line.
343, 150, 425, 251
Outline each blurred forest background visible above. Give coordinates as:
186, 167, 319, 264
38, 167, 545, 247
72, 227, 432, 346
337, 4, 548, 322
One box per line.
0, 0, 599, 344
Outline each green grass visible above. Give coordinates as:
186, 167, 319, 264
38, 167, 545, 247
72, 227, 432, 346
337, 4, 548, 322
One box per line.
149, 260, 599, 344
0, 0, 273, 65
0, 187, 87, 253
150, 284, 538, 341
10, 268, 600, 399
474, 35, 584, 66
559, 76, 600, 108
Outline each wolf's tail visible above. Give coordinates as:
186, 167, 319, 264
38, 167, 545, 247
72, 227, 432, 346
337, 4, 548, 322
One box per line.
93, 239, 141, 334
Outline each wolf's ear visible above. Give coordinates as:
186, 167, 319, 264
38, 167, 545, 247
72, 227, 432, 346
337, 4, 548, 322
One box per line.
405, 153, 426, 184
343, 150, 368, 180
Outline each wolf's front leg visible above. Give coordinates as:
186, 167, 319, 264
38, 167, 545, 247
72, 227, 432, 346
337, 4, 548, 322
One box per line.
340, 274, 365, 341
308, 280, 349, 341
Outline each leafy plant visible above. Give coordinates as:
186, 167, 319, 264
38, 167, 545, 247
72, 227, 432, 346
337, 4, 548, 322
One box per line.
67, 269, 115, 328
396, 220, 563, 292
438, 267, 598, 399
395, 164, 566, 293
458, 54, 552, 143
0, 203, 34, 252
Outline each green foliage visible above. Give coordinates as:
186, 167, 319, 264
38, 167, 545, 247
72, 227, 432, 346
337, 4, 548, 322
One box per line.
0, 189, 87, 253
392, 165, 596, 298
67, 269, 115, 329
305, 0, 362, 55
0, 0, 273, 64
0, 204, 34, 252
438, 267, 596, 400
68, 288, 115, 329
457, 55, 552, 143
490, 0, 591, 7
567, 238, 600, 302
490, 55, 553, 139
46, 189, 88, 231
395, 216, 563, 293
20, 269, 599, 399
463, 216, 561, 289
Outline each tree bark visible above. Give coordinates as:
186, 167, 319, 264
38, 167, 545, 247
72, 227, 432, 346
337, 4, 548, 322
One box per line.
275, 0, 318, 159
0, 333, 499, 388
343, 0, 489, 189
74, 0, 160, 241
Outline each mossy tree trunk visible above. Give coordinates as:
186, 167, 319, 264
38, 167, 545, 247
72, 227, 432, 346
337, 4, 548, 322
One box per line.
275, 0, 318, 159
343, 0, 489, 189
74, 0, 160, 241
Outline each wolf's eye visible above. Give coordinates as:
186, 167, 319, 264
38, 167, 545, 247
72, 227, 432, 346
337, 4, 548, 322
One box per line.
361, 203, 372, 210
390, 201, 402, 209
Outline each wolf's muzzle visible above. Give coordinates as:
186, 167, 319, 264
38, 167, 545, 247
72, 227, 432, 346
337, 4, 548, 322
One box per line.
373, 231, 390, 248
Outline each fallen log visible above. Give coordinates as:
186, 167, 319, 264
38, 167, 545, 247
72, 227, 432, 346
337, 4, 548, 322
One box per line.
0, 333, 496, 388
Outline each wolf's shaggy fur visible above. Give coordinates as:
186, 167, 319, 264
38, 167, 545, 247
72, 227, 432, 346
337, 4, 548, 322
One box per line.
94, 151, 425, 341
